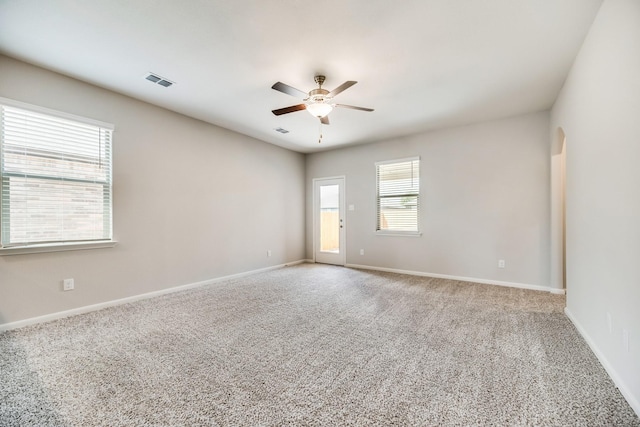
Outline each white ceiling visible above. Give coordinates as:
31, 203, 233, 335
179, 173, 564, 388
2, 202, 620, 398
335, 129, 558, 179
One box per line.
0, 0, 602, 153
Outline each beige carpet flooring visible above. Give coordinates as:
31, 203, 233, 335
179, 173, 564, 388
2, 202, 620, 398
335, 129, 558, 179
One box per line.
1, 264, 638, 426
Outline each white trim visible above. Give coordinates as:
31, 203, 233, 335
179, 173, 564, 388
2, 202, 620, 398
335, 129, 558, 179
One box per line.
0, 96, 114, 130
374, 156, 420, 166
0, 240, 118, 256
0, 260, 307, 332
374, 231, 422, 237
312, 175, 346, 181
345, 263, 558, 293
564, 307, 640, 417
549, 288, 566, 295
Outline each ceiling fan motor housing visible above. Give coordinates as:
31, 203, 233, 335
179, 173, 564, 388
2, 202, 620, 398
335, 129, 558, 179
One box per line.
308, 88, 330, 103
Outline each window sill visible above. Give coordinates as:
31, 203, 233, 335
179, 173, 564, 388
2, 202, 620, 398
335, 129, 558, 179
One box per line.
375, 231, 422, 237
0, 240, 118, 256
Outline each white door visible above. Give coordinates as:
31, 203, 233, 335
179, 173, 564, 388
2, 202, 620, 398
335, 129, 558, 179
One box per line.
314, 177, 345, 265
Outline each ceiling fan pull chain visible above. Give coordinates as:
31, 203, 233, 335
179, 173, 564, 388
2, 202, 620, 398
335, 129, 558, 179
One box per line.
318, 122, 323, 143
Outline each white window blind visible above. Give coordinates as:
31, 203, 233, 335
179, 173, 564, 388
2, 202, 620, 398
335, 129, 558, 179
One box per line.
376, 157, 420, 233
0, 100, 113, 248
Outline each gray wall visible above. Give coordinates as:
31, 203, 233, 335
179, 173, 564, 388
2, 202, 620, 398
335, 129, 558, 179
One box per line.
551, 0, 640, 412
0, 55, 306, 325
306, 111, 551, 289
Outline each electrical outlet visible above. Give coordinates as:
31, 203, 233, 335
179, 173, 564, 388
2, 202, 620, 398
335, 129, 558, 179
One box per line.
267, 250, 272, 257
498, 259, 505, 268
360, 249, 364, 255
63, 278, 74, 291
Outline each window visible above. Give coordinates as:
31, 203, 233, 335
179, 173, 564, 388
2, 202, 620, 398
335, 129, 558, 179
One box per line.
376, 157, 420, 234
0, 98, 114, 253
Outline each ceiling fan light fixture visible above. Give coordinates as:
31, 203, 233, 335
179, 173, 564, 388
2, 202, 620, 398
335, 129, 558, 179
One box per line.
306, 102, 333, 118
271, 75, 372, 122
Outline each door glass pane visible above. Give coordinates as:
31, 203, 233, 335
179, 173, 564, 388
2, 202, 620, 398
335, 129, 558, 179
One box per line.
320, 184, 339, 253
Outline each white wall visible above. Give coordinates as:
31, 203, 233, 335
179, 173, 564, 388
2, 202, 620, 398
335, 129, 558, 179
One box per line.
0, 56, 306, 326
551, 0, 640, 414
306, 112, 551, 289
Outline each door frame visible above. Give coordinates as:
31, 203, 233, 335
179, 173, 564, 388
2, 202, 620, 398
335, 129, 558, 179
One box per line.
313, 176, 346, 266
550, 128, 566, 294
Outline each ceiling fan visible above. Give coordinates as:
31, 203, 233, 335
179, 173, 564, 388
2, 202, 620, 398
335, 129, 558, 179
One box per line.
271, 75, 374, 125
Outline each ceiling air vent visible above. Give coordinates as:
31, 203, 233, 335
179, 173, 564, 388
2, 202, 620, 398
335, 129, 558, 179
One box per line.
274, 127, 289, 134
145, 72, 174, 88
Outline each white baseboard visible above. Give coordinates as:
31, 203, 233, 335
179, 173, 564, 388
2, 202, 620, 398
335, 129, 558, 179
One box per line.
345, 263, 559, 293
0, 260, 307, 332
565, 307, 640, 417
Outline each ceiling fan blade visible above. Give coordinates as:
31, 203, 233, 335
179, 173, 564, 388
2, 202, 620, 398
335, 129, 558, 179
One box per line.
272, 104, 306, 116
335, 104, 374, 112
320, 115, 330, 125
271, 82, 308, 99
328, 81, 357, 97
